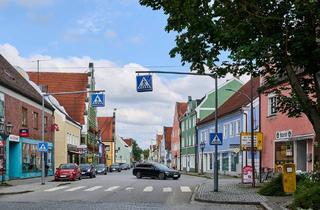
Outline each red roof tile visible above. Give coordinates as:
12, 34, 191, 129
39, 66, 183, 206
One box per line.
156, 134, 163, 146
28, 72, 88, 124
177, 102, 187, 120
198, 77, 260, 126
98, 117, 113, 142
164, 126, 173, 150
123, 138, 133, 147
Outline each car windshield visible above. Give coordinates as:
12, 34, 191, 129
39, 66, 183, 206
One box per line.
79, 164, 90, 169
59, 164, 76, 169
111, 163, 119, 166
155, 164, 169, 170
97, 165, 105, 169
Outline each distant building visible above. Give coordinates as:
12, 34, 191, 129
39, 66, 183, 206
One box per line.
98, 115, 115, 167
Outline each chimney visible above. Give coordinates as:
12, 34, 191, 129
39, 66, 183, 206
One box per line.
188, 96, 192, 102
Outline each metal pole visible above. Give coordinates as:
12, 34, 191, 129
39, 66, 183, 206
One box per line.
41, 95, 45, 185
214, 74, 218, 192
250, 75, 255, 187
1, 134, 6, 185
201, 147, 204, 175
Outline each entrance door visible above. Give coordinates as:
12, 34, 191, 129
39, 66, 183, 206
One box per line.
9, 142, 20, 179
296, 141, 307, 171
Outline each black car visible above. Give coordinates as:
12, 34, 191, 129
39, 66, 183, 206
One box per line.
119, 163, 130, 170
95, 164, 108, 175
109, 163, 121, 172
133, 162, 181, 180
79, 164, 96, 178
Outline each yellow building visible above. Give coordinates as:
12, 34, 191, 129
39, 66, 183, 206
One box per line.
50, 97, 81, 169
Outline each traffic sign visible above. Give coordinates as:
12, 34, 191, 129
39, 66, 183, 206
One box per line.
240, 132, 263, 151
136, 75, 153, 92
38, 142, 48, 152
91, 93, 105, 107
209, 133, 223, 145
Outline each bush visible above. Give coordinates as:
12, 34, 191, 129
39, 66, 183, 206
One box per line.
291, 181, 320, 210
258, 174, 286, 196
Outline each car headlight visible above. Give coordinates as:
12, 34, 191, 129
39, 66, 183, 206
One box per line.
165, 171, 169, 175
87, 169, 91, 172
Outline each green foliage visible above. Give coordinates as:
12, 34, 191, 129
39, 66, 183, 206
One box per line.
143, 149, 150, 160
291, 181, 320, 210
258, 174, 286, 196
132, 140, 143, 161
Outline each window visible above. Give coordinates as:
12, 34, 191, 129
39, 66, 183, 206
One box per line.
201, 130, 206, 143
182, 121, 185, 131
229, 122, 235, 137
33, 112, 39, 129
181, 137, 185, 147
22, 143, 41, 173
268, 95, 277, 116
0, 92, 4, 120
235, 120, 241, 135
223, 124, 229, 137
193, 116, 196, 127
44, 116, 48, 131
22, 107, 28, 127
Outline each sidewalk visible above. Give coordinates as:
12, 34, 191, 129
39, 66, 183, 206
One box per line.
0, 176, 68, 195
192, 178, 293, 210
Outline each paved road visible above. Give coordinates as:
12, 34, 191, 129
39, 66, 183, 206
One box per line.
0, 170, 262, 210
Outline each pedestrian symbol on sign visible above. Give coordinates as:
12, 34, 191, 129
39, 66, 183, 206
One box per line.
138, 77, 152, 90
209, 133, 223, 145
91, 93, 105, 107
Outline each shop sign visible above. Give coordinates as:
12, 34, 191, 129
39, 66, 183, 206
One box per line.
19, 129, 29, 137
276, 130, 293, 140
240, 132, 263, 151
8, 135, 20, 142
242, 165, 253, 184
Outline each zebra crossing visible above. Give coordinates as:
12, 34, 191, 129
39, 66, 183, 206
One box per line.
43, 185, 192, 193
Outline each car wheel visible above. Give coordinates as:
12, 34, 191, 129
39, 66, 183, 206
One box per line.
104, 171, 107, 175
90, 174, 93, 178
158, 173, 166, 180
173, 177, 179, 180
79, 176, 81, 180
94, 174, 96, 178
136, 172, 142, 179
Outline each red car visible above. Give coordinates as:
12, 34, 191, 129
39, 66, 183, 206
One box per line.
54, 163, 81, 181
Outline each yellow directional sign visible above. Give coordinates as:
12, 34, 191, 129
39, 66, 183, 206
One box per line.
240, 132, 263, 151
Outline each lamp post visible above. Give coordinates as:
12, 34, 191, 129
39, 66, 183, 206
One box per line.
0, 121, 13, 185
225, 76, 256, 187
200, 141, 206, 175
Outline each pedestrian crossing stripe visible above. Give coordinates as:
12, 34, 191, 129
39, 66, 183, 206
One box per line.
137, 77, 152, 90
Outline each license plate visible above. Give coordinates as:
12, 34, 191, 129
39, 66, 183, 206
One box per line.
81, 172, 85, 175
60, 175, 67, 178
173, 174, 178, 177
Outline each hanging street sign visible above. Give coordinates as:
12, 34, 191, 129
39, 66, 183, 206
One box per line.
38, 142, 48, 152
136, 75, 153, 92
240, 132, 263, 151
91, 93, 105, 107
209, 133, 223, 145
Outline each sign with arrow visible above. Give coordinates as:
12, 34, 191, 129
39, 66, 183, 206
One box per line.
209, 133, 223, 145
38, 142, 48, 152
136, 75, 153, 92
91, 93, 105, 107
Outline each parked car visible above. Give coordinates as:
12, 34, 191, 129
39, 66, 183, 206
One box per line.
119, 163, 130, 170
54, 163, 81, 181
79, 164, 96, 178
133, 162, 181, 180
109, 163, 121, 172
96, 164, 108, 175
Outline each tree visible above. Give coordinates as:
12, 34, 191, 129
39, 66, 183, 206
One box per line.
143, 149, 150, 160
132, 140, 143, 161
140, 0, 320, 142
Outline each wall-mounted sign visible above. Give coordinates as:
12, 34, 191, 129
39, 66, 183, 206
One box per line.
19, 129, 29, 137
8, 135, 20, 142
240, 132, 263, 151
276, 130, 293, 140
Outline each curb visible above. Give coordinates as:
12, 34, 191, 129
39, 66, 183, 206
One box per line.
181, 173, 213, 179
0, 190, 33, 196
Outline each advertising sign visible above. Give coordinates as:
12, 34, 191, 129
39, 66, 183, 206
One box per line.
240, 132, 263, 151
242, 165, 253, 184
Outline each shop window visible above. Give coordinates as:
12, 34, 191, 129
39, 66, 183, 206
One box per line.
268, 94, 277, 116
33, 112, 39, 129
231, 152, 239, 172
22, 143, 41, 173
22, 107, 28, 127
222, 152, 229, 171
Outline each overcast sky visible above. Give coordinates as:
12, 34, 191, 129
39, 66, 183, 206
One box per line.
0, 0, 248, 149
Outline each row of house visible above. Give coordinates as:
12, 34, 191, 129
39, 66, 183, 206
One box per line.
149, 76, 318, 176
0, 55, 132, 181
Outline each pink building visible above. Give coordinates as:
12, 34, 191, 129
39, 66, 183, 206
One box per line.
261, 82, 318, 172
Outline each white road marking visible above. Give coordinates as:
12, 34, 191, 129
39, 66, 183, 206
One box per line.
125, 187, 134, 191
105, 186, 120, 192
163, 187, 172, 192
180, 186, 192, 192
143, 186, 153, 192
84, 186, 103, 191
65, 186, 86, 192
44, 186, 69, 192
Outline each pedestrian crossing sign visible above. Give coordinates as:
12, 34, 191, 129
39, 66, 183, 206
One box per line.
91, 93, 105, 107
136, 75, 153, 92
209, 133, 223, 145
38, 142, 48, 152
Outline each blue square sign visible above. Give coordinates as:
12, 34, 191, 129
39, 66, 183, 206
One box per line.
91, 93, 105, 107
38, 142, 48, 152
209, 133, 223, 145
136, 75, 153, 92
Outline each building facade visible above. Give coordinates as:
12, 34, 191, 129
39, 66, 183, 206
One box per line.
98, 116, 115, 167
115, 136, 131, 164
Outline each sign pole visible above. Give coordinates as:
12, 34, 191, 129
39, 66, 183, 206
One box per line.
41, 95, 45, 185
214, 73, 218, 192
250, 75, 255, 187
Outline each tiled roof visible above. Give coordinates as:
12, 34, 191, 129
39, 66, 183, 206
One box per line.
0, 55, 53, 110
98, 117, 113, 142
28, 72, 88, 124
156, 134, 163, 146
197, 77, 260, 126
123, 138, 133, 147
164, 126, 173, 150
177, 102, 187, 119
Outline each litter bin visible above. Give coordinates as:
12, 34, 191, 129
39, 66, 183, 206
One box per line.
282, 163, 296, 193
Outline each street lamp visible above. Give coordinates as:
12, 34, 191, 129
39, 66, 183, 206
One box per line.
225, 76, 256, 187
0, 121, 13, 185
200, 141, 206, 175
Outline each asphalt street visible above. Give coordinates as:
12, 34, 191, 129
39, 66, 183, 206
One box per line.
0, 170, 263, 210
